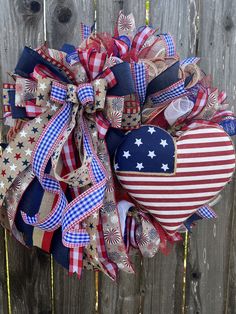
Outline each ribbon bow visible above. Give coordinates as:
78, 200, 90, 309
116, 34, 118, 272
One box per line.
19, 62, 112, 248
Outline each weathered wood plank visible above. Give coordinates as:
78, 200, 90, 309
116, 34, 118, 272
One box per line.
53, 266, 96, 314
141, 243, 185, 314
8, 243, 51, 314
123, 0, 146, 28
140, 1, 199, 313
0, 228, 8, 314
227, 178, 236, 314
150, 0, 199, 58
0, 0, 44, 80
46, 0, 94, 49
96, 0, 123, 33
186, 1, 236, 313
98, 253, 142, 314
186, 187, 235, 314
46, 2, 96, 313
0, 1, 52, 313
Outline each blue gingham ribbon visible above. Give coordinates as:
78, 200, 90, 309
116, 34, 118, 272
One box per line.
22, 101, 108, 247
181, 57, 200, 66
159, 33, 176, 57
184, 205, 217, 231
150, 79, 188, 106
62, 118, 108, 247
197, 205, 217, 219
80, 22, 93, 41
21, 103, 72, 231
77, 83, 94, 105
50, 81, 94, 106
50, 82, 67, 104
132, 62, 147, 105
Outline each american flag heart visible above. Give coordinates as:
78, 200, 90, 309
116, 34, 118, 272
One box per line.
115, 125, 235, 234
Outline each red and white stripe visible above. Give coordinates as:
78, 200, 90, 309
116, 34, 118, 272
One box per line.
131, 27, 156, 53
114, 38, 129, 58
96, 112, 110, 139
116, 126, 235, 234
186, 89, 207, 121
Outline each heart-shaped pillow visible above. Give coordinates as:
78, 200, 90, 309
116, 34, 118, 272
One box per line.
114, 125, 235, 234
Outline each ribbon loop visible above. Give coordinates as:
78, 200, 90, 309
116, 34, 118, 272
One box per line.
77, 83, 94, 106
50, 81, 67, 104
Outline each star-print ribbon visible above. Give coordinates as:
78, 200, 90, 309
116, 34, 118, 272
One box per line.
21, 101, 109, 248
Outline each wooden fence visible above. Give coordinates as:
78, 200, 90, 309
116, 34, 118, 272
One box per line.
0, 0, 236, 313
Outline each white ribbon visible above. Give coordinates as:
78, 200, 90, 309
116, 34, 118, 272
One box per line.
164, 97, 194, 126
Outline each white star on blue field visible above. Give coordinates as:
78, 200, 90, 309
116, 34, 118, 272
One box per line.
115, 126, 175, 174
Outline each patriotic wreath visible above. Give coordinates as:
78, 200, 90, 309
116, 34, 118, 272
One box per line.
1, 12, 235, 279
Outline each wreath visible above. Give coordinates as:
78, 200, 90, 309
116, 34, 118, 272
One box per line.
0, 12, 235, 280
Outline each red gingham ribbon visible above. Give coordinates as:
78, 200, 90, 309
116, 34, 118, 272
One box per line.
78, 48, 117, 88
78, 48, 107, 80
25, 100, 45, 117
61, 132, 84, 277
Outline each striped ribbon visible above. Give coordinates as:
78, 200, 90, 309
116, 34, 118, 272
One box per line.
128, 216, 137, 249
114, 38, 129, 58
131, 26, 156, 54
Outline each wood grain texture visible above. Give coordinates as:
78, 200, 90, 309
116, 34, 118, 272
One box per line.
53, 266, 96, 314
98, 253, 142, 314
96, 0, 123, 33
123, 0, 146, 27
186, 1, 236, 313
141, 243, 185, 314
0, 228, 8, 314
226, 177, 236, 314
150, 0, 199, 58
7, 243, 51, 314
185, 187, 235, 314
46, 0, 94, 49
0, 0, 44, 81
